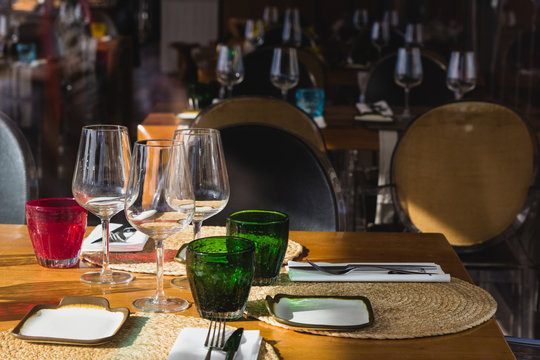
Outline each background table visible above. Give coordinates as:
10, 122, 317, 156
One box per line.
0, 225, 514, 359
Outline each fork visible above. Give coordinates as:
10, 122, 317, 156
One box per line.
305, 259, 433, 276
204, 316, 227, 360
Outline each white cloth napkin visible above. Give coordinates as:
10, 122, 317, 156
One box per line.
313, 115, 327, 128
354, 100, 394, 122
287, 261, 450, 282
167, 328, 262, 360
81, 223, 149, 253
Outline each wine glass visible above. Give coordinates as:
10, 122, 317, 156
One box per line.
371, 20, 389, 59
394, 47, 423, 120
447, 51, 476, 100
282, 7, 302, 47
216, 44, 244, 98
244, 19, 265, 48
72, 125, 133, 285
125, 139, 195, 313
270, 47, 299, 100
353, 9, 369, 31
404, 23, 423, 47
170, 128, 230, 289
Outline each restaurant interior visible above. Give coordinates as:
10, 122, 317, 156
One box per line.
1, 0, 540, 358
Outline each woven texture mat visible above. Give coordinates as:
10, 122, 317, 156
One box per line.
81, 226, 304, 276
245, 275, 497, 339
0, 314, 278, 360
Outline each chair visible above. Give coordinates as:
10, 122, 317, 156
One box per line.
0, 113, 38, 224
386, 101, 539, 337
233, 46, 316, 103
365, 51, 454, 107
192, 96, 346, 231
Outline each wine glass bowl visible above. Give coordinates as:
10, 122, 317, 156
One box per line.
72, 124, 133, 285
394, 47, 423, 120
447, 51, 476, 100
270, 47, 300, 101
170, 128, 230, 289
125, 139, 195, 313
216, 44, 244, 98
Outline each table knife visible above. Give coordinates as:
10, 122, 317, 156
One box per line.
223, 327, 243, 360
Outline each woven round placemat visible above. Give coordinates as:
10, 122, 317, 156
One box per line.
245, 275, 497, 339
0, 314, 278, 360
81, 226, 304, 276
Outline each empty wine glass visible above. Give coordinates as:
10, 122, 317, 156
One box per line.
245, 19, 265, 48
282, 7, 302, 46
394, 47, 423, 119
270, 47, 299, 100
404, 23, 423, 47
216, 44, 244, 98
72, 125, 133, 285
125, 140, 195, 313
170, 128, 230, 289
353, 9, 369, 31
447, 51, 476, 100
263, 6, 279, 26
371, 20, 390, 59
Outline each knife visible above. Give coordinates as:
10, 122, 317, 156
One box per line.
222, 328, 243, 360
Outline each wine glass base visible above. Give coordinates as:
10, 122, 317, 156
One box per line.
132, 296, 190, 313
80, 271, 133, 285
170, 276, 190, 289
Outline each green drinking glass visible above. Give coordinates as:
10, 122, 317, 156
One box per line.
226, 210, 289, 286
186, 236, 255, 320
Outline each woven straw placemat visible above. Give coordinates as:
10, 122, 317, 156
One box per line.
81, 226, 304, 276
0, 314, 278, 360
245, 275, 497, 339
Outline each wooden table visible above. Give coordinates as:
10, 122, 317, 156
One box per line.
141, 103, 380, 151
0, 225, 514, 359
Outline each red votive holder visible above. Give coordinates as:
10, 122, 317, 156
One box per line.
25, 198, 88, 268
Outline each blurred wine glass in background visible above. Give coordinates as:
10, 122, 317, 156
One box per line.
447, 51, 476, 100
394, 46, 423, 119
270, 47, 299, 100
282, 7, 302, 47
216, 44, 244, 98
244, 19, 265, 53
371, 20, 389, 59
404, 23, 423, 47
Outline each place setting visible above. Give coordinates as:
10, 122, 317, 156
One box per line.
2, 124, 504, 359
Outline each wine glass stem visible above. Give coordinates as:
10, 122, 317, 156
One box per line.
193, 220, 203, 240
227, 86, 233, 98
403, 88, 411, 119
454, 90, 462, 100
281, 90, 287, 100
100, 218, 112, 275
153, 237, 166, 302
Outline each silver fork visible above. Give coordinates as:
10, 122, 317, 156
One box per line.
204, 316, 227, 360
305, 259, 433, 276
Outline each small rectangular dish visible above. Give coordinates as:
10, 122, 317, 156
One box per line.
11, 296, 130, 345
265, 294, 374, 330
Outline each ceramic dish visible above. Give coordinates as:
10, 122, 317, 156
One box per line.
11, 296, 130, 345
265, 294, 374, 330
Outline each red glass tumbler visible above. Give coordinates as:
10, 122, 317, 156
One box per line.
26, 198, 88, 268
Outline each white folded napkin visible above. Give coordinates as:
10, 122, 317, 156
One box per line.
355, 100, 394, 122
287, 261, 450, 282
313, 115, 327, 128
81, 223, 149, 253
167, 328, 262, 360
